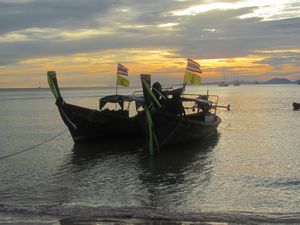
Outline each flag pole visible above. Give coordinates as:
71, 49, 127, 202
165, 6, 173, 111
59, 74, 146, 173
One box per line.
115, 65, 119, 110
115, 77, 118, 96
115, 63, 129, 110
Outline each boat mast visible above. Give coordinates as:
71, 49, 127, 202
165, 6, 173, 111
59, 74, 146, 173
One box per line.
115, 78, 118, 96
115, 76, 118, 110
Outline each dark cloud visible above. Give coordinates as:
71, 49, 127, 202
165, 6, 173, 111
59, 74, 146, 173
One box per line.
173, 8, 300, 59
0, 0, 116, 34
264, 71, 298, 77
0, 31, 179, 65
256, 52, 300, 67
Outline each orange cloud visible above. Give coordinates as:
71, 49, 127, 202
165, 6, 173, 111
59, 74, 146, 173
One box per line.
1, 48, 299, 88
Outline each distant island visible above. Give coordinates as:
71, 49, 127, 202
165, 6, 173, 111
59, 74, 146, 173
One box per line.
202, 78, 300, 85
264, 78, 294, 84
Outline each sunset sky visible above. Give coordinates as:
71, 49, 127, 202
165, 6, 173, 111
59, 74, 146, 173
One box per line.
0, 0, 300, 88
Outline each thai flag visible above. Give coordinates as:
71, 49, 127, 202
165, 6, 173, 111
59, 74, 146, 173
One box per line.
186, 58, 202, 74
117, 63, 129, 76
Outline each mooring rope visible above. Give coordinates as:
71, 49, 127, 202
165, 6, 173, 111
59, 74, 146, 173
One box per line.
153, 116, 185, 152
0, 129, 68, 161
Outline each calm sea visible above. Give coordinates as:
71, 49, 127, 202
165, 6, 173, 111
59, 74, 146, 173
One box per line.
0, 85, 300, 224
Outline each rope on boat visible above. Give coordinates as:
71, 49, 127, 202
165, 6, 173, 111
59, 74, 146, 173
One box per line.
0, 129, 68, 161
153, 116, 185, 152
0, 117, 185, 161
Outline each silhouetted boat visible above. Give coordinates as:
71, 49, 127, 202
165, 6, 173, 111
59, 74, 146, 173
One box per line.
233, 72, 241, 86
47, 71, 144, 142
219, 81, 229, 87
233, 81, 240, 86
47, 71, 228, 149
219, 68, 229, 86
293, 102, 300, 110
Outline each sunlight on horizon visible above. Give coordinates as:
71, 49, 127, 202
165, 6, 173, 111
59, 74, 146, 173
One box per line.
2, 48, 299, 88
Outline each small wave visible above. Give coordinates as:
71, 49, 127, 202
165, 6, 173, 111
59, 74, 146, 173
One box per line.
255, 177, 300, 190
274, 179, 300, 188
0, 204, 300, 224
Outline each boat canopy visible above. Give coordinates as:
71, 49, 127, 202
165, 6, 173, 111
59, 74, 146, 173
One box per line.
99, 95, 144, 111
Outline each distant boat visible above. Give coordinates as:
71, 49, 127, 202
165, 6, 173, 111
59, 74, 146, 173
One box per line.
293, 102, 300, 110
233, 72, 240, 86
219, 81, 229, 87
219, 68, 229, 87
233, 81, 240, 86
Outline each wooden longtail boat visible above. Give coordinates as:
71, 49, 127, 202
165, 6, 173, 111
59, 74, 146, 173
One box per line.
47, 71, 144, 142
47, 71, 228, 149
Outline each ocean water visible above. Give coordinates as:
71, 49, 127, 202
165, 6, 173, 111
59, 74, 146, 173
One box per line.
0, 85, 300, 224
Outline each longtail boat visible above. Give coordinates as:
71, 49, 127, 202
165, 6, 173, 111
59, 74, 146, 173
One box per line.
47, 71, 144, 142
47, 71, 229, 150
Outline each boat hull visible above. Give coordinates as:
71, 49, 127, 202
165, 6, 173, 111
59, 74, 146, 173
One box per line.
57, 102, 221, 147
151, 112, 221, 147
57, 102, 143, 142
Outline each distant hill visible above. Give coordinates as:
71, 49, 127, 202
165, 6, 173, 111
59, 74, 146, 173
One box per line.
202, 80, 257, 85
201, 78, 299, 85
264, 78, 294, 84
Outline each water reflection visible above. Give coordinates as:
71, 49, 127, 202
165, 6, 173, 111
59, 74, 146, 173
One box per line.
69, 132, 219, 173
140, 132, 219, 177
69, 137, 144, 170
55, 133, 220, 224
52, 133, 219, 212
138, 133, 220, 208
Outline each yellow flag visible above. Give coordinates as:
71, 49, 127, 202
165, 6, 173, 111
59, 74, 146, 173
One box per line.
184, 71, 201, 85
117, 75, 129, 87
